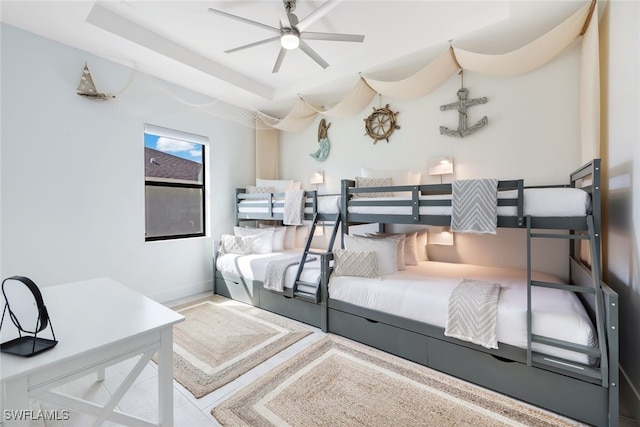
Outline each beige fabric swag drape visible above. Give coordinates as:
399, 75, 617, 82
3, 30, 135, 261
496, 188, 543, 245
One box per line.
257, 1, 599, 160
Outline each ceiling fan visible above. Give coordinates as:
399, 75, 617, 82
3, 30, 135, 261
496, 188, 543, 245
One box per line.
208, 0, 365, 73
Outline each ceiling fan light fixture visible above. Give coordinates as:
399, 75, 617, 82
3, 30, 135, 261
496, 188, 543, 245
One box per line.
280, 29, 300, 50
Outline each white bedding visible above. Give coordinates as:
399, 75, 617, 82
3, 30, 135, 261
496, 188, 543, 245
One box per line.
238, 194, 341, 215
216, 249, 321, 294
329, 260, 597, 364
348, 188, 590, 217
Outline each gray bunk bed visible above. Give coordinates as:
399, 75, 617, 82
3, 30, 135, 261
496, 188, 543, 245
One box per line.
318, 159, 618, 426
213, 188, 340, 328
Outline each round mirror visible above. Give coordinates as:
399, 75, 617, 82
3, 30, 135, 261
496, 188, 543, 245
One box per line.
2, 277, 47, 334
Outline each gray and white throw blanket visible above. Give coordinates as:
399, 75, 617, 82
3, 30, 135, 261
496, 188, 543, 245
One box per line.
451, 179, 499, 234
284, 189, 306, 225
444, 278, 501, 349
264, 255, 317, 292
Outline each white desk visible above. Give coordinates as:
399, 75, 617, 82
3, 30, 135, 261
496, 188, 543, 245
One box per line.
0, 278, 184, 426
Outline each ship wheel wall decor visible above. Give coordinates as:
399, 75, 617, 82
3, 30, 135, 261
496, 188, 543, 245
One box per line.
364, 104, 400, 143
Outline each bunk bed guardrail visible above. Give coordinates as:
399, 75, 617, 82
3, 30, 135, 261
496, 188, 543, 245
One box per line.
235, 188, 319, 223
340, 180, 525, 230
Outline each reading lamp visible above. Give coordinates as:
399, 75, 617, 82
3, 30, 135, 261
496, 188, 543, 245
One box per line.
310, 170, 324, 187
428, 157, 454, 184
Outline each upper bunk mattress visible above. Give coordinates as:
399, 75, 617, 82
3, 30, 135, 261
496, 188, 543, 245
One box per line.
216, 249, 321, 293
348, 187, 590, 217
238, 194, 341, 215
329, 260, 596, 365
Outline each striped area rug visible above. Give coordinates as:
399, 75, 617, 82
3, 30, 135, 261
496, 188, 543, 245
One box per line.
160, 295, 312, 398
213, 334, 583, 427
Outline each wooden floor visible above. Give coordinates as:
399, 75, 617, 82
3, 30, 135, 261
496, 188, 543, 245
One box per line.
27, 292, 638, 427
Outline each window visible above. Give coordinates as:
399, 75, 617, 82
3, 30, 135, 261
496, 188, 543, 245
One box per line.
144, 124, 207, 241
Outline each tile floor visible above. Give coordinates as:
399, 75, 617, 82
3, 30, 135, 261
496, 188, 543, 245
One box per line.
25, 292, 638, 427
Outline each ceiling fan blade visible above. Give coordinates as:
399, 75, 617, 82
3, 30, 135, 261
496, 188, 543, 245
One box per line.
272, 48, 288, 73
208, 8, 280, 33
298, 39, 329, 69
296, 0, 341, 32
301, 32, 364, 43
225, 36, 280, 54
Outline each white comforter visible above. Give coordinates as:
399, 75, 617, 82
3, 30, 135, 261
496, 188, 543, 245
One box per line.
216, 250, 321, 294
329, 260, 597, 364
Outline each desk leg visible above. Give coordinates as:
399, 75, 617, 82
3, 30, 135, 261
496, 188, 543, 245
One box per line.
158, 327, 174, 427
97, 367, 105, 382
3, 377, 29, 427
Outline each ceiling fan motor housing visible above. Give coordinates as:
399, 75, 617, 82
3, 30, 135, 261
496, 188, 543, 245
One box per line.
284, 1, 296, 13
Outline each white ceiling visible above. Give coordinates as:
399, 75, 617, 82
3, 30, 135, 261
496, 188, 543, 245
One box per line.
0, 1, 588, 117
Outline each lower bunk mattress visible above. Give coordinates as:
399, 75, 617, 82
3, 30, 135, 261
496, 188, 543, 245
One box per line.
329, 260, 597, 365
216, 249, 321, 294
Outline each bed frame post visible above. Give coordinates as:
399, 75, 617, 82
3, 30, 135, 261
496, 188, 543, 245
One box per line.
603, 284, 619, 426
341, 180, 354, 248
235, 188, 244, 226
212, 240, 221, 294
319, 252, 332, 333
526, 216, 533, 366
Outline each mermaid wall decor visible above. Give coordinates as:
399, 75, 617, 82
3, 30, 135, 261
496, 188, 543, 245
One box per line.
310, 118, 331, 162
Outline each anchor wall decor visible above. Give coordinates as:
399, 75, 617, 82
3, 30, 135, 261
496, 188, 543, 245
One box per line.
439, 71, 487, 137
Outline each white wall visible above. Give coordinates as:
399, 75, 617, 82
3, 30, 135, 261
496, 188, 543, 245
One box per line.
600, 0, 640, 420
0, 24, 255, 301
280, 40, 583, 278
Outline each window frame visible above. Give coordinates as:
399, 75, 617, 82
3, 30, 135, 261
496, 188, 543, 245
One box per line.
144, 124, 208, 242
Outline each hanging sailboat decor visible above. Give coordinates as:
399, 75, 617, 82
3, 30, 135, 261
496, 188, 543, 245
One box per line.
76, 63, 114, 100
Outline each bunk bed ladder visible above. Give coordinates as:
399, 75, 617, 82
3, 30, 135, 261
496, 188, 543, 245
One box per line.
526, 215, 608, 386
292, 214, 341, 303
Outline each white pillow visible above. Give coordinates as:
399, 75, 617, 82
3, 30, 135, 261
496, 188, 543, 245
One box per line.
256, 179, 294, 194
344, 234, 398, 275
233, 226, 274, 254
403, 232, 419, 265
365, 233, 406, 270
295, 224, 310, 248
257, 224, 287, 251
283, 226, 296, 249
369, 232, 418, 266
333, 249, 379, 278
416, 229, 429, 261
219, 234, 254, 255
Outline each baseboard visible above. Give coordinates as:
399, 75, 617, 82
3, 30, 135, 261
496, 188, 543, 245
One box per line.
148, 279, 213, 304
620, 366, 640, 424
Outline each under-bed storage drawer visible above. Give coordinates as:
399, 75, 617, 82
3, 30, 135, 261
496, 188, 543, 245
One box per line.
259, 289, 322, 328
329, 308, 428, 365
427, 337, 607, 427
214, 272, 259, 306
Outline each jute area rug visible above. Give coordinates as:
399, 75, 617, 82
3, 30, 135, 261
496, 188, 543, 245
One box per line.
213, 334, 583, 427
162, 295, 312, 399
